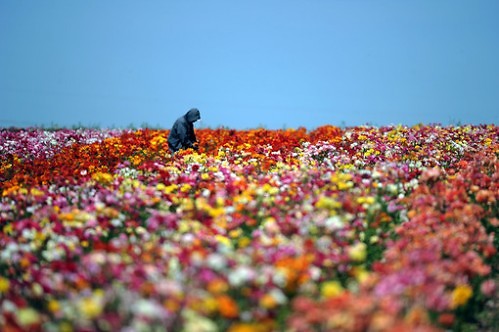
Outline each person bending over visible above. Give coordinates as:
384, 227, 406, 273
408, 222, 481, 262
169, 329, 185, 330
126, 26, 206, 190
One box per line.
168, 108, 201, 153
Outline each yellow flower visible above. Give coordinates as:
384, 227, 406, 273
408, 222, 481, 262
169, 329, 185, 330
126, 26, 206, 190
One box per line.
321, 280, 344, 298
180, 198, 195, 211
262, 183, 279, 195
30, 188, 45, 197
48, 299, 61, 313
208, 206, 225, 218
356, 196, 375, 205
183, 153, 206, 164
92, 172, 113, 184
180, 184, 192, 193
337, 180, 353, 191
329, 172, 354, 191
216, 196, 225, 207
315, 196, 341, 211
150, 134, 167, 147
78, 290, 105, 319
352, 266, 370, 284
348, 242, 367, 262
451, 284, 473, 308
34, 230, 47, 243
164, 184, 179, 194
0, 276, 10, 293
238, 237, 251, 248
201, 296, 219, 314
16, 307, 41, 327
215, 235, 232, 248
3, 223, 13, 235
229, 229, 242, 238
178, 221, 190, 233
131, 155, 143, 166
59, 322, 73, 332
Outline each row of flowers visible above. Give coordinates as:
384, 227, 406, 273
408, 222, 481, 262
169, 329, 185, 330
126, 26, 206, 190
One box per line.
0, 124, 497, 331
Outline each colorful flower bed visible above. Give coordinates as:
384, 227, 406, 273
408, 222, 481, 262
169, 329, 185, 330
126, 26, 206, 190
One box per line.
0, 124, 497, 331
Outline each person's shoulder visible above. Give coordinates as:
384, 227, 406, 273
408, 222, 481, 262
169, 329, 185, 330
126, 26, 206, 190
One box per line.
173, 115, 185, 124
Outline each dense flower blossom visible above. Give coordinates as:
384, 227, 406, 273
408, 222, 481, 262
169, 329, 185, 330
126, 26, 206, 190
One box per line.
0, 124, 497, 331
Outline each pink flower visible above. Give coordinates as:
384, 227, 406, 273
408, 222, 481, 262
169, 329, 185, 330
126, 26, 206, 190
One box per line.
480, 279, 496, 297
420, 167, 441, 182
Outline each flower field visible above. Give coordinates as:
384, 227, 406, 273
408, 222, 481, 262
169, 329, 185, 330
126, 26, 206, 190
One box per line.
0, 124, 497, 332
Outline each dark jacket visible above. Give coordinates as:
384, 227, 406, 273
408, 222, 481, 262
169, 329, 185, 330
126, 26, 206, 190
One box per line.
168, 108, 201, 153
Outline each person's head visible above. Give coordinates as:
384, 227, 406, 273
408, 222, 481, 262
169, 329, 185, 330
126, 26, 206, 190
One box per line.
186, 108, 201, 123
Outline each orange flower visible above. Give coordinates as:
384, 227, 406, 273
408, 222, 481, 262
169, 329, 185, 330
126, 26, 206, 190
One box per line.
404, 305, 429, 325
207, 278, 229, 294
228, 321, 275, 332
275, 255, 313, 290
475, 189, 495, 204
217, 295, 239, 318
259, 293, 278, 309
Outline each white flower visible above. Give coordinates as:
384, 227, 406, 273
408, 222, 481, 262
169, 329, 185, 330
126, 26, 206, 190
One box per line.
206, 254, 227, 271
272, 269, 287, 287
268, 288, 288, 304
309, 266, 322, 281
132, 299, 165, 319
181, 233, 194, 244
182, 310, 218, 332
110, 218, 122, 227
228, 265, 254, 287
325, 215, 344, 230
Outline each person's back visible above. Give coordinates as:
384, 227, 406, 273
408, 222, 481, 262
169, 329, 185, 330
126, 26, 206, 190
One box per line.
168, 108, 201, 153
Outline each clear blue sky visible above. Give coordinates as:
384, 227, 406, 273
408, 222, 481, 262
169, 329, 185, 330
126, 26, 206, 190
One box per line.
1, 1, 498, 129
